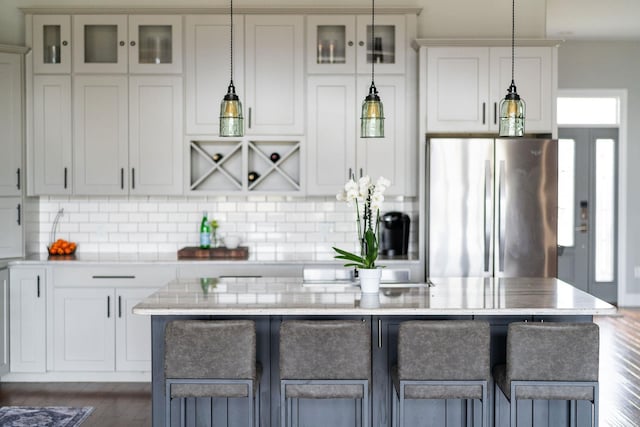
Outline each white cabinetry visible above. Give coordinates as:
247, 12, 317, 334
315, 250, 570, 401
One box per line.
305, 14, 414, 196
72, 15, 182, 74
0, 52, 23, 197
9, 267, 46, 373
33, 75, 72, 194
32, 15, 71, 74
0, 199, 22, 258
0, 268, 9, 377
51, 265, 175, 374
73, 75, 182, 195
185, 14, 244, 135
425, 45, 555, 133
245, 16, 304, 135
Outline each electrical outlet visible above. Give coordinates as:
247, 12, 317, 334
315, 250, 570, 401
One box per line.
635, 266, 640, 279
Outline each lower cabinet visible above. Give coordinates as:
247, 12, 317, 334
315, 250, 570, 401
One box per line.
53, 286, 156, 372
9, 267, 46, 373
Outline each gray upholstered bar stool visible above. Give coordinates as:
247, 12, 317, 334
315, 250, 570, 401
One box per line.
493, 322, 600, 426
392, 320, 491, 427
279, 320, 371, 427
164, 320, 261, 427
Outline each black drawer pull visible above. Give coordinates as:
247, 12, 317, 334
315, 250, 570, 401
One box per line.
118, 295, 122, 318
107, 296, 111, 318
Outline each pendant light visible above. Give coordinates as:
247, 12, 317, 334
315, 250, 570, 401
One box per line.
219, 0, 243, 137
499, 0, 525, 137
360, 0, 384, 138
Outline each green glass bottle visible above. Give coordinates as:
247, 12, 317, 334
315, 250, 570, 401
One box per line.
199, 211, 211, 249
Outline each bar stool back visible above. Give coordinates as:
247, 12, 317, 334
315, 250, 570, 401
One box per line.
279, 320, 371, 427
493, 322, 599, 426
393, 320, 491, 427
164, 320, 260, 427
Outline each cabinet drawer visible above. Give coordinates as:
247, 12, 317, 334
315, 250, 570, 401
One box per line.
53, 265, 176, 288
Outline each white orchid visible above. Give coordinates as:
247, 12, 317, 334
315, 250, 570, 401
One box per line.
333, 175, 390, 270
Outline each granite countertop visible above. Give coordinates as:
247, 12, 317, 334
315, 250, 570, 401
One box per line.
133, 276, 617, 316
9, 252, 420, 265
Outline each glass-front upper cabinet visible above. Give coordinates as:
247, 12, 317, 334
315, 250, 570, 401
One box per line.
73, 15, 128, 73
128, 15, 182, 74
306, 15, 405, 75
33, 15, 71, 74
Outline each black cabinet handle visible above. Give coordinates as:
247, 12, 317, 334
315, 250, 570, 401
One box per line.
62, 40, 68, 46
64, 167, 68, 189
37, 275, 41, 298
120, 168, 124, 190
118, 296, 122, 318
248, 107, 252, 128
131, 168, 135, 189
16, 168, 20, 190
16, 204, 21, 226
494, 102, 498, 125
107, 296, 111, 318
482, 102, 486, 124
130, 41, 136, 47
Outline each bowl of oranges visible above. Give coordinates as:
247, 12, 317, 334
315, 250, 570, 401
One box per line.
48, 239, 78, 257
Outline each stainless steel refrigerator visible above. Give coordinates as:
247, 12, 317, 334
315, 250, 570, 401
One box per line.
427, 137, 557, 278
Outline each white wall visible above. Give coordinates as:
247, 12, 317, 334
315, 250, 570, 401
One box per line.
0, 0, 547, 46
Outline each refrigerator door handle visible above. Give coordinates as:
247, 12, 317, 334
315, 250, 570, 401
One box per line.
498, 160, 506, 272
484, 160, 492, 272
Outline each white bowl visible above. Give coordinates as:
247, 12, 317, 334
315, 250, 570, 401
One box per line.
225, 236, 241, 249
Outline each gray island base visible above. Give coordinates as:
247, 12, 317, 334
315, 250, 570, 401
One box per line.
133, 277, 616, 427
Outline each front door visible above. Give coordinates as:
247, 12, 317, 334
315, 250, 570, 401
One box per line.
557, 127, 618, 303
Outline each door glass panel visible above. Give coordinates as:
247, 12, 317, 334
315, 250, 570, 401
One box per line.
84, 25, 118, 64
557, 98, 619, 125
366, 25, 395, 64
316, 25, 346, 64
594, 138, 615, 282
557, 138, 576, 247
43, 25, 61, 64
138, 25, 172, 64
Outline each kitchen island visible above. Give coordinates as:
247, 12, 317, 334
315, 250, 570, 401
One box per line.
134, 277, 615, 427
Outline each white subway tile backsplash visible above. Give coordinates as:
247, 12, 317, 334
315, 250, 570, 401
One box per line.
33, 196, 419, 257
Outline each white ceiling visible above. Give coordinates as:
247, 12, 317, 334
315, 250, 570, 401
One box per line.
546, 0, 640, 40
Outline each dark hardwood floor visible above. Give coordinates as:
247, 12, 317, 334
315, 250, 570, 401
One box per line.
0, 310, 638, 426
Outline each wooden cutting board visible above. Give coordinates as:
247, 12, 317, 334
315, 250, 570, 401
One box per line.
177, 246, 249, 260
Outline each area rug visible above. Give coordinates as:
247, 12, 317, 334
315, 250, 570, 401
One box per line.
0, 406, 93, 427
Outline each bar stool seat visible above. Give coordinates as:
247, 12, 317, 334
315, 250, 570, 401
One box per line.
164, 320, 261, 427
279, 320, 371, 427
392, 320, 491, 427
493, 322, 599, 426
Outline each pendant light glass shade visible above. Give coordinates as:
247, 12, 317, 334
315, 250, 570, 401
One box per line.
361, 0, 384, 138
219, 0, 244, 137
499, 0, 525, 137
220, 81, 243, 137
361, 83, 384, 138
499, 82, 525, 137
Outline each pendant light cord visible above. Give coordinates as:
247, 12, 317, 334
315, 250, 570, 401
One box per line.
230, 0, 234, 84
511, 0, 515, 84
371, 0, 375, 86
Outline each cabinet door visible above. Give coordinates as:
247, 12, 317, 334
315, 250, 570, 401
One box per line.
115, 287, 156, 371
0, 198, 22, 258
245, 16, 304, 135
0, 269, 9, 377
9, 268, 46, 373
32, 15, 71, 74
356, 75, 406, 196
129, 76, 183, 195
185, 14, 244, 135
489, 47, 553, 133
73, 15, 128, 73
426, 47, 489, 132
356, 14, 406, 75
0, 52, 22, 197
53, 288, 115, 371
128, 15, 182, 74
33, 75, 72, 195
306, 75, 356, 195
306, 16, 356, 74
73, 75, 128, 195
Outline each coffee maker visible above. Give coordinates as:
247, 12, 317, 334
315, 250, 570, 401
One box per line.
380, 212, 410, 256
